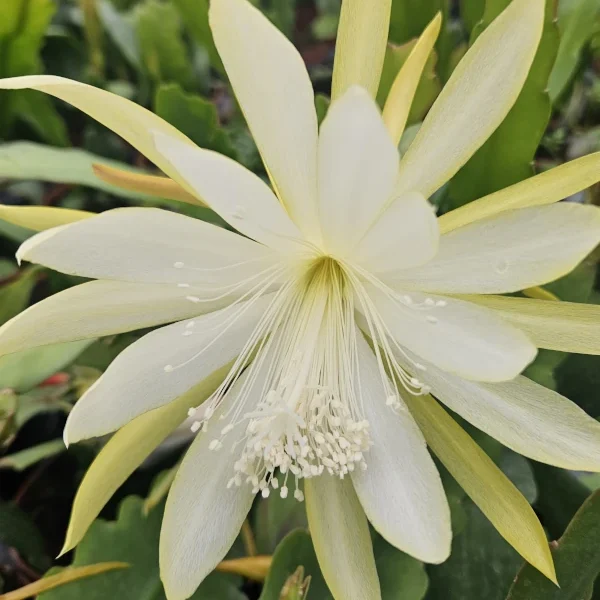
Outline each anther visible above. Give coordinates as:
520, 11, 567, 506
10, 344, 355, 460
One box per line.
174, 262, 185, 269
164, 365, 174, 372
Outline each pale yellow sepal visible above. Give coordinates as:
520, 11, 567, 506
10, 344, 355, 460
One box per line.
383, 13, 442, 145
0, 563, 129, 600
462, 294, 600, 355
0, 204, 92, 232
522, 287, 559, 301
331, 0, 392, 100
0, 75, 195, 189
216, 556, 272, 582
404, 393, 556, 584
439, 152, 600, 233
60, 366, 228, 555
92, 164, 204, 206
305, 475, 381, 600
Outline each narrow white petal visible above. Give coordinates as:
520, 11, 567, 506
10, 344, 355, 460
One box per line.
421, 361, 600, 472
160, 370, 259, 600
153, 133, 309, 256
0, 280, 233, 357
351, 333, 451, 564
392, 204, 600, 294
353, 192, 439, 274
363, 287, 536, 382
305, 476, 381, 600
209, 0, 320, 240
64, 295, 273, 443
18, 207, 278, 284
395, 0, 545, 198
317, 87, 398, 255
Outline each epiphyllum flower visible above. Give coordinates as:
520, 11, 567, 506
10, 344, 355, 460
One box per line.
3, 0, 600, 597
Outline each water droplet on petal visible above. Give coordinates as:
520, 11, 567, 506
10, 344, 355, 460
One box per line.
495, 259, 509, 274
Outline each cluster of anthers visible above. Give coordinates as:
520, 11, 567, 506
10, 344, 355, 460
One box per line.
164, 253, 446, 501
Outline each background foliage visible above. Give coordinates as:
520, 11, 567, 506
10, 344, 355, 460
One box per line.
0, 0, 599, 598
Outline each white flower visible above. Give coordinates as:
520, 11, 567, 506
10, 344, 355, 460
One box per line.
2, 0, 600, 598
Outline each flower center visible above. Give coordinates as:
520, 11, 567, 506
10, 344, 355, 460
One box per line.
192, 257, 371, 500
182, 256, 439, 501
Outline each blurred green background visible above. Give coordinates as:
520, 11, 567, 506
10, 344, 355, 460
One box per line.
0, 0, 600, 598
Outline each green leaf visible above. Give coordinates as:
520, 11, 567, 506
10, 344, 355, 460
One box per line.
315, 94, 331, 125
0, 267, 41, 326
426, 446, 538, 600
377, 41, 441, 125
506, 490, 600, 600
374, 535, 429, 600
254, 479, 308, 554
532, 463, 591, 540
40, 496, 247, 600
143, 463, 180, 515
0, 0, 68, 145
0, 501, 51, 571
170, 0, 224, 73
0, 438, 65, 471
13, 91, 69, 147
134, 0, 195, 90
96, 0, 142, 70
548, 0, 600, 103
0, 142, 169, 203
259, 529, 331, 600
0, 340, 94, 392
155, 83, 237, 158
388, 0, 444, 45
448, 0, 559, 207
4, 564, 130, 600
523, 349, 566, 391
459, 0, 485, 35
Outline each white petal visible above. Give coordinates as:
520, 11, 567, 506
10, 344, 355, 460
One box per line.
18, 207, 279, 285
351, 333, 451, 563
153, 133, 309, 256
160, 371, 258, 600
317, 87, 398, 256
305, 475, 381, 600
353, 192, 439, 274
395, 0, 545, 199
64, 294, 274, 443
209, 0, 320, 241
420, 362, 600, 472
0, 280, 233, 357
0, 75, 194, 190
362, 286, 536, 382
392, 204, 600, 294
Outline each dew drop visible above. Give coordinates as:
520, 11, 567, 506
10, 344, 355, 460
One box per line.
495, 259, 509, 274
